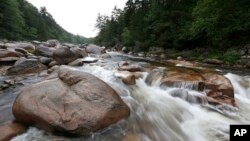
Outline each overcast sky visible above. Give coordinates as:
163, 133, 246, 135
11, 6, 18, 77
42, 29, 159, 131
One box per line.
26, 0, 127, 38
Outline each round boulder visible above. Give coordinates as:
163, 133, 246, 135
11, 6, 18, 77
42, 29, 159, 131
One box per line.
35, 45, 55, 57
13, 66, 130, 135
52, 46, 87, 65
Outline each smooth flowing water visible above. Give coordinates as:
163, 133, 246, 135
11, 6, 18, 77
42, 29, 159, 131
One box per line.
7, 53, 250, 141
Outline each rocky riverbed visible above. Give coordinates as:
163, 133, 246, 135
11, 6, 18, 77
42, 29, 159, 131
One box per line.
1, 40, 250, 141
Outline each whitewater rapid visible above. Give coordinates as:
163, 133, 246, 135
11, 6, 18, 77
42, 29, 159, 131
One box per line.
12, 64, 250, 141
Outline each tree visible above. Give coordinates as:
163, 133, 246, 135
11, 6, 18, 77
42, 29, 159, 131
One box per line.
0, 0, 25, 40
190, 0, 250, 47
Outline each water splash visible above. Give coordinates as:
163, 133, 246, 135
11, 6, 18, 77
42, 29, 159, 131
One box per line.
11, 65, 250, 141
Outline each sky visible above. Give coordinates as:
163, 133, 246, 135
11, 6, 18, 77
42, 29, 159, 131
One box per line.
26, 0, 127, 38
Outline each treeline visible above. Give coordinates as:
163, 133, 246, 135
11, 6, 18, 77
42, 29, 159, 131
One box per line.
0, 0, 91, 43
95, 0, 250, 51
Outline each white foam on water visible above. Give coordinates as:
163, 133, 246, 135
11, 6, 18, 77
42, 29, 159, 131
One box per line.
12, 66, 250, 141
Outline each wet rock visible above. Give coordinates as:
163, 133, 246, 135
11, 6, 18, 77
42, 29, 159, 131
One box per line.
46, 39, 59, 47
85, 44, 105, 54
14, 48, 29, 56
122, 133, 140, 141
118, 65, 143, 72
0, 66, 11, 76
203, 59, 223, 65
4, 79, 15, 85
5, 42, 35, 53
68, 59, 84, 66
13, 66, 130, 136
0, 57, 20, 63
145, 68, 165, 85
101, 53, 111, 59
0, 50, 24, 58
26, 55, 39, 60
115, 71, 136, 85
203, 73, 235, 106
52, 46, 87, 64
118, 61, 129, 67
71, 46, 88, 57
35, 45, 55, 57
6, 59, 47, 75
48, 60, 59, 67
169, 88, 206, 104
39, 57, 53, 66
146, 67, 235, 106
0, 121, 27, 141
62, 43, 76, 48
47, 65, 59, 74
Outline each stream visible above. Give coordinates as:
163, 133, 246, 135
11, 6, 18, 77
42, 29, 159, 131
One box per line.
1, 52, 250, 141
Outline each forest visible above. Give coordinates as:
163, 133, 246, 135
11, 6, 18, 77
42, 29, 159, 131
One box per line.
0, 0, 90, 43
95, 0, 250, 51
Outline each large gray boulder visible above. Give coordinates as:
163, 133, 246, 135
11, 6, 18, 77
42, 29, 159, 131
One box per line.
84, 44, 105, 54
6, 58, 47, 75
35, 45, 55, 57
12, 66, 130, 135
52, 46, 87, 64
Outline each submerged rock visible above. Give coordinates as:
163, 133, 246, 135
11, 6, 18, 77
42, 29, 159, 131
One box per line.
0, 121, 27, 141
115, 71, 136, 85
12, 66, 130, 136
146, 67, 235, 106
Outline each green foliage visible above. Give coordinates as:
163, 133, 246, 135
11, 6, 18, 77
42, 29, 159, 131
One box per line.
190, 0, 250, 47
0, 0, 91, 43
121, 27, 133, 46
205, 50, 240, 64
95, 0, 250, 50
0, 0, 25, 40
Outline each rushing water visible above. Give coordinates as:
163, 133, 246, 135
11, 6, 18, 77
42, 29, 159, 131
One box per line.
6, 53, 250, 141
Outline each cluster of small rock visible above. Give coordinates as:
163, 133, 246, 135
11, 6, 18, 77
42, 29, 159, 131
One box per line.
0, 40, 108, 75
0, 40, 130, 140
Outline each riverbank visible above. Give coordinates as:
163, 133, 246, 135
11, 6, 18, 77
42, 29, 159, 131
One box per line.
115, 45, 250, 70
